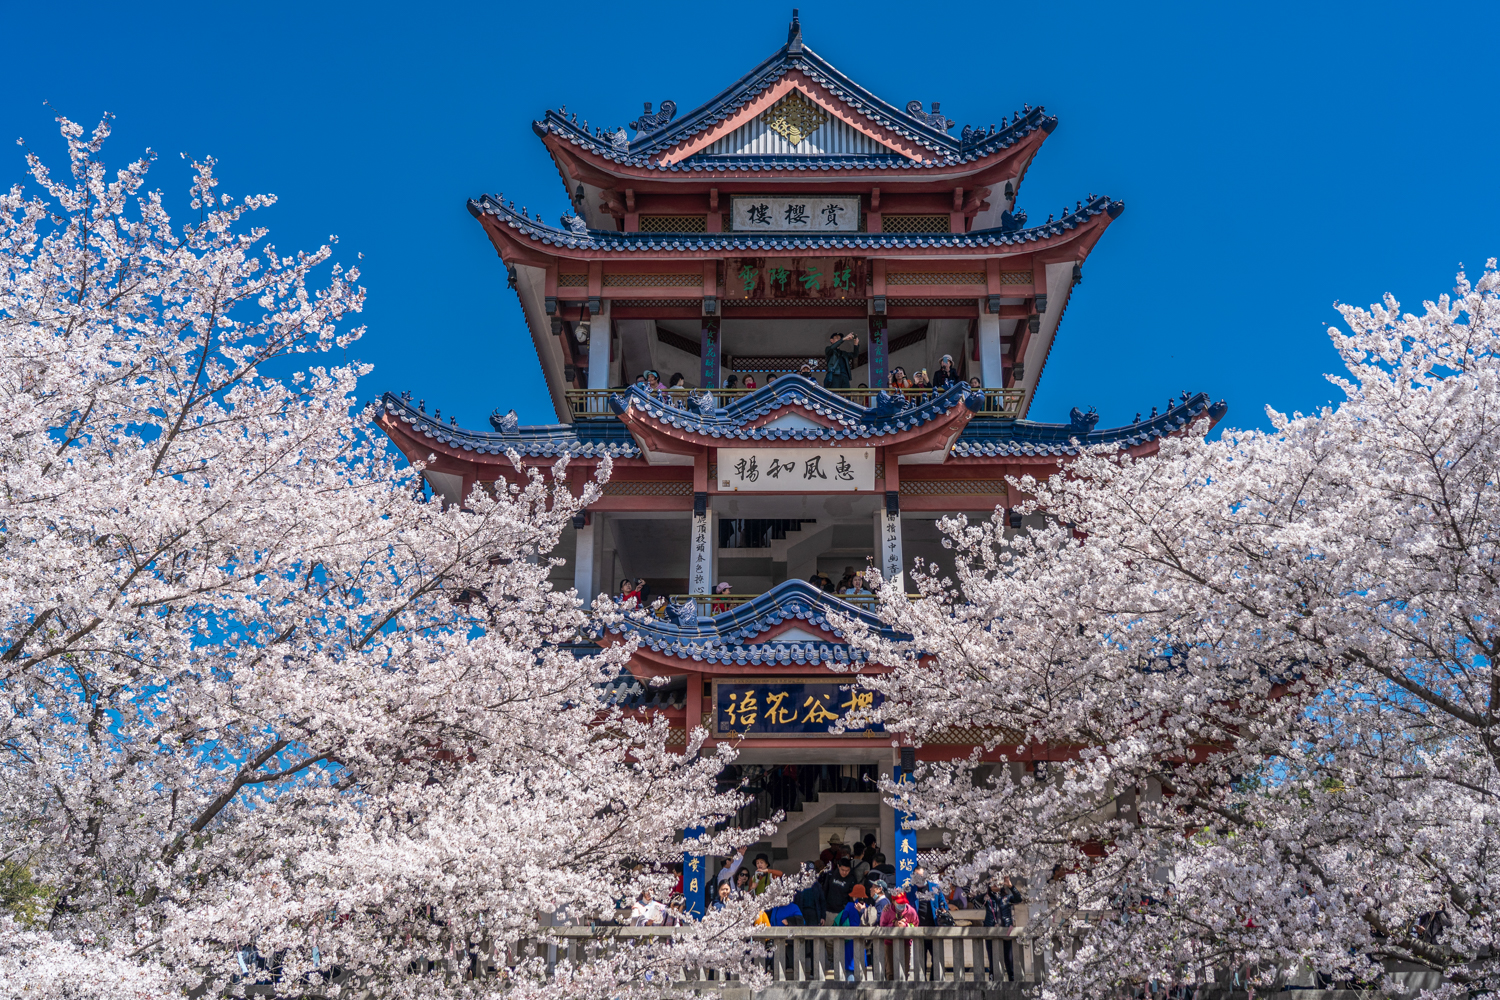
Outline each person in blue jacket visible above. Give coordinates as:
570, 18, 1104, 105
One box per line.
837, 885, 870, 981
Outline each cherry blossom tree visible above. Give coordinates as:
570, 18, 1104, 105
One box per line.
0, 117, 764, 999
849, 264, 1500, 998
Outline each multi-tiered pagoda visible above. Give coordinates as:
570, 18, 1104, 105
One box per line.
377, 11, 1222, 895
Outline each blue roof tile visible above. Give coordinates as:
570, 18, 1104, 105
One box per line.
532, 34, 1056, 172
380, 393, 641, 459
471, 193, 1121, 252
949, 393, 1228, 458
613, 374, 980, 441
600, 579, 904, 663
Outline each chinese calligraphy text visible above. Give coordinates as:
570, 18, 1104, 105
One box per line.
716, 680, 884, 737
717, 448, 874, 492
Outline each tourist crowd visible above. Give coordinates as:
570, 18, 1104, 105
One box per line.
624, 832, 1026, 982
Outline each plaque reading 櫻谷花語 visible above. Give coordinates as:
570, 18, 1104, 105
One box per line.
714, 680, 883, 737
717, 447, 874, 492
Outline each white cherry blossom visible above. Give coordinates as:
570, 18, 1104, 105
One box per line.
847, 263, 1500, 999
0, 117, 763, 998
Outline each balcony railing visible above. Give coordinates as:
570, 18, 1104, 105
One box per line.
565, 386, 1023, 420
466, 925, 1040, 986
668, 593, 919, 617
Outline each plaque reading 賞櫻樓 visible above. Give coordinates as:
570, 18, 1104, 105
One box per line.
717, 447, 874, 492
730, 195, 860, 232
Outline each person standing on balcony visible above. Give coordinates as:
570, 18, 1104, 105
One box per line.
908, 866, 951, 977
983, 877, 1024, 980
643, 370, 668, 402
717, 845, 748, 888
868, 880, 891, 921
743, 375, 757, 390
630, 889, 666, 926
749, 853, 783, 895
848, 844, 872, 885
824, 331, 858, 389
837, 886, 869, 981
794, 863, 826, 926
910, 369, 931, 403
822, 855, 857, 922
663, 893, 689, 925
931, 354, 959, 391
711, 581, 733, 614
819, 833, 845, 866
712, 880, 734, 911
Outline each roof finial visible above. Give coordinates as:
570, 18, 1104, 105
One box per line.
787, 8, 803, 52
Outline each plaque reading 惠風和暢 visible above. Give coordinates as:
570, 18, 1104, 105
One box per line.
717, 447, 874, 492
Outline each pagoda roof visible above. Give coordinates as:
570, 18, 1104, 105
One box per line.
376, 390, 1226, 468
948, 393, 1228, 460
379, 392, 641, 459
610, 374, 980, 452
532, 15, 1053, 176
470, 192, 1121, 254
597, 579, 896, 667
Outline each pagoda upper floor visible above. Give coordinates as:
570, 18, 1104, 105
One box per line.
466, 10, 1127, 437
517, 11, 1066, 235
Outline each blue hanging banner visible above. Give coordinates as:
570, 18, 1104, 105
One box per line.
892, 767, 919, 890
683, 826, 706, 919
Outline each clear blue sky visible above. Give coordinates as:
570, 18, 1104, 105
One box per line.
4, 1, 1495, 433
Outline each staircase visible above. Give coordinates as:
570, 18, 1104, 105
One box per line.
717, 766, 882, 864
771, 521, 830, 583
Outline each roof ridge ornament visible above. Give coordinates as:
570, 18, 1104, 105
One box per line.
906, 101, 955, 132
1068, 406, 1100, 433
787, 8, 803, 53
628, 101, 678, 135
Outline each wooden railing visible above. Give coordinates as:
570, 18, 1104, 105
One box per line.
498, 925, 1038, 986
564, 386, 1023, 419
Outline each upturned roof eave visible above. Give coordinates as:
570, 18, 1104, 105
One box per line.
468, 193, 1122, 263
610, 377, 980, 456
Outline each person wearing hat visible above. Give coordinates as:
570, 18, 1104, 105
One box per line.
711, 581, 733, 614
749, 853, 784, 895
819, 832, 845, 866
643, 370, 667, 402
836, 885, 870, 980
798, 359, 815, 378
880, 888, 918, 927
931, 354, 959, 390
